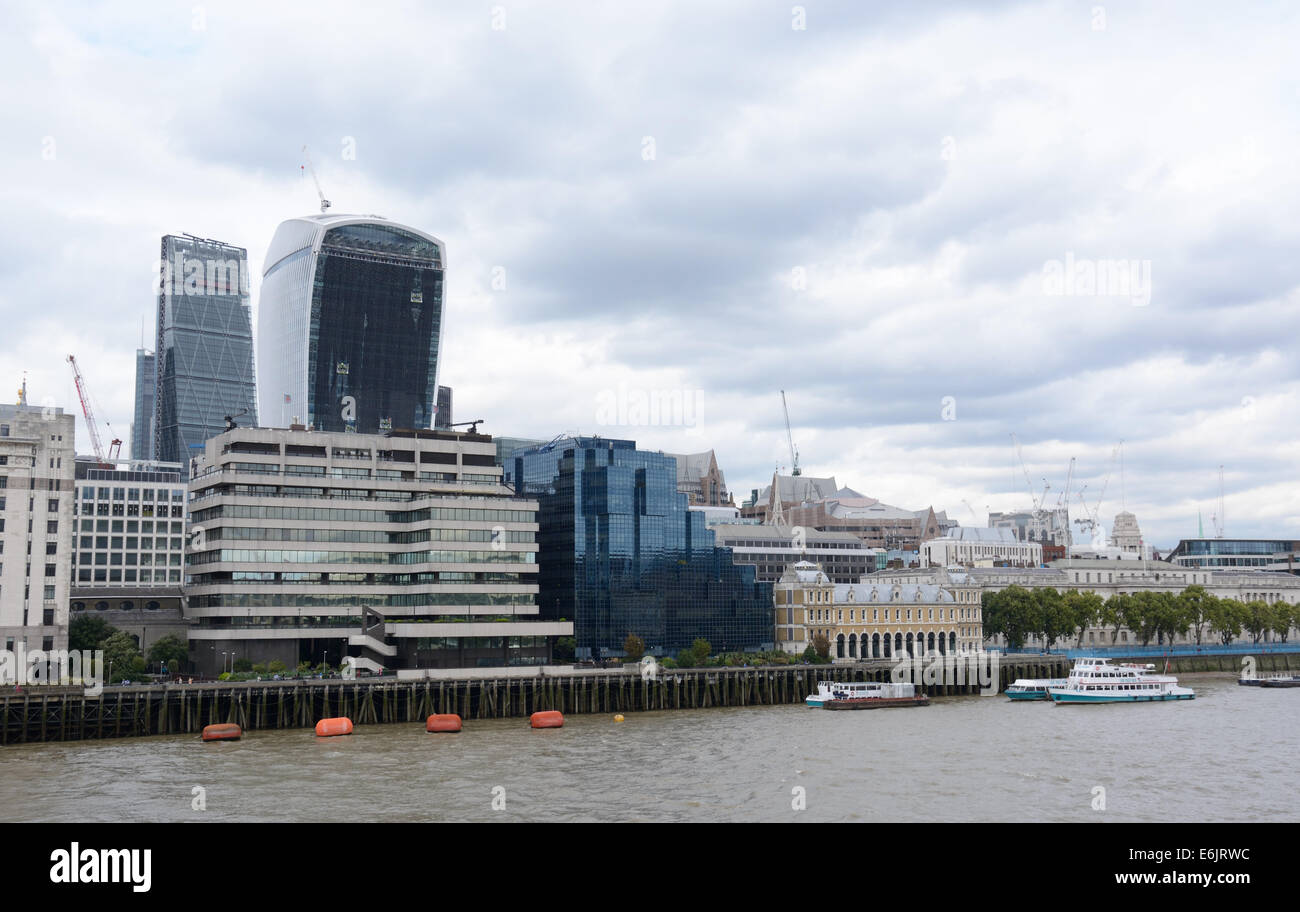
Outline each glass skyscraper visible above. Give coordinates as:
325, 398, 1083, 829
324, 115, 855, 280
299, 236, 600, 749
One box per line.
154, 235, 258, 476
131, 348, 155, 461
257, 215, 445, 435
509, 437, 774, 658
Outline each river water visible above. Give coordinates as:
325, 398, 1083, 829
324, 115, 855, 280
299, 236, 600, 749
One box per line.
2, 673, 1295, 822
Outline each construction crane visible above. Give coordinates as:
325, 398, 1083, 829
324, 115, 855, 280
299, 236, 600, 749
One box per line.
780, 390, 800, 477
301, 145, 331, 213
450, 419, 486, 435
224, 408, 250, 431
1073, 440, 1122, 540
66, 354, 121, 467
1009, 433, 1047, 514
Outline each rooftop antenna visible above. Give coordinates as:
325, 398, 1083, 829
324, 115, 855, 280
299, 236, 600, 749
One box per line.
301, 145, 332, 213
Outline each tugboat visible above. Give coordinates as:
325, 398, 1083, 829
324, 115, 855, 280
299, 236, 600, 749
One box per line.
1048, 657, 1194, 704
806, 680, 930, 710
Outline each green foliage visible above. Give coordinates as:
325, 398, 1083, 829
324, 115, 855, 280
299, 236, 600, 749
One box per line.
1243, 600, 1274, 644
252, 663, 268, 675
553, 637, 576, 663
68, 615, 117, 653
218, 672, 231, 681
101, 631, 142, 683
1271, 603, 1295, 643
622, 633, 646, 663
660, 657, 678, 669
1177, 585, 1216, 645
147, 634, 188, 670
233, 658, 253, 673
1206, 598, 1248, 645
810, 633, 830, 660
801, 643, 830, 665
267, 659, 287, 674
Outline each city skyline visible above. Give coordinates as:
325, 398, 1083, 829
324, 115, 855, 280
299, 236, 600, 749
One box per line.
3, 1, 1298, 549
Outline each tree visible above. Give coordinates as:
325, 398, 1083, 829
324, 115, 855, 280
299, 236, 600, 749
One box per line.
622, 633, 646, 663
1243, 600, 1274, 644
1064, 590, 1104, 647
233, 658, 253, 673
553, 637, 575, 663
810, 633, 831, 661
992, 585, 1038, 649
1033, 588, 1071, 650
68, 615, 117, 653
101, 632, 142, 683
1177, 585, 1215, 646
1207, 598, 1247, 646
147, 635, 188, 672
1271, 603, 1295, 643
1100, 594, 1128, 644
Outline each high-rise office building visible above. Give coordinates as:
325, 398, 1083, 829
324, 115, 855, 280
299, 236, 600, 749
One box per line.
154, 235, 258, 476
131, 348, 155, 461
257, 215, 446, 435
435, 385, 453, 430
0, 404, 75, 653
508, 437, 773, 659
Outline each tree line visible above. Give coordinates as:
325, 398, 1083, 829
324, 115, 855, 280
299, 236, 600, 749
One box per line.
981, 585, 1296, 650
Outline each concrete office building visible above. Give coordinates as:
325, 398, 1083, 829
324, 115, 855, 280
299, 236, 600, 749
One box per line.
186, 426, 567, 677
710, 522, 877, 584
0, 405, 76, 652
921, 526, 1043, 568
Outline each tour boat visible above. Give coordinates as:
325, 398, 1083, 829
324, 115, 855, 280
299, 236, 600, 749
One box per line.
1004, 678, 1068, 701
806, 680, 929, 709
1048, 657, 1194, 704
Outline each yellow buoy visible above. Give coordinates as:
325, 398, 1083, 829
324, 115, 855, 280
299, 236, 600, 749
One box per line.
614, 714, 625, 722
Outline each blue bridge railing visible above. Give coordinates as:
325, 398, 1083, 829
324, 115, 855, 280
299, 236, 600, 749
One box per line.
992, 642, 1299, 659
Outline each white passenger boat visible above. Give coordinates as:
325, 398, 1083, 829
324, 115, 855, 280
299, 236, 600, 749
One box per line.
1047, 657, 1194, 704
805, 680, 926, 708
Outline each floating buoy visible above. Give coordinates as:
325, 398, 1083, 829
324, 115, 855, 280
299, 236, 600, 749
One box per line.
530, 710, 564, 729
201, 723, 241, 742
613, 714, 625, 723
315, 717, 353, 737
426, 713, 462, 733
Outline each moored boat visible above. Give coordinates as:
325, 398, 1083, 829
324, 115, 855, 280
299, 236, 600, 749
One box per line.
1048, 657, 1194, 704
807, 680, 929, 709
1005, 678, 1068, 701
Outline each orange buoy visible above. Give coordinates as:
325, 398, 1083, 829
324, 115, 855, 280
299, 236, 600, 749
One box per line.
315, 717, 354, 737
530, 710, 564, 729
201, 723, 242, 742
426, 713, 462, 733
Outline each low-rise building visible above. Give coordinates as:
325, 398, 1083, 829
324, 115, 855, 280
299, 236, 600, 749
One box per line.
921, 526, 1042, 568
711, 522, 876, 584
774, 560, 984, 659
665, 450, 732, 506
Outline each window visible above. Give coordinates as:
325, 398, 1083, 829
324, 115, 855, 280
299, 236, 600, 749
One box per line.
47, 520, 58, 534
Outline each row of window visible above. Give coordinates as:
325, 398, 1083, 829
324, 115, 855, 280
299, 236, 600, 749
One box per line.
74, 569, 181, 583
192, 504, 536, 525
79, 487, 185, 502
188, 548, 537, 566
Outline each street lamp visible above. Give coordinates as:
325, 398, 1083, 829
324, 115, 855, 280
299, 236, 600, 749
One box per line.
221, 651, 227, 674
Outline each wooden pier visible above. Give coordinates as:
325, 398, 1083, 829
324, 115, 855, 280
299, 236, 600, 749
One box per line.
0, 655, 1071, 745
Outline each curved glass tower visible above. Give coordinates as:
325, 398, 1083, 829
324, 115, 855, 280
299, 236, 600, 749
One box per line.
258, 215, 446, 433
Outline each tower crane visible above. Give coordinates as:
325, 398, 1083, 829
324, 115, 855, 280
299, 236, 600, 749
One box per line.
66, 354, 121, 467
780, 390, 800, 477
301, 145, 331, 213
1073, 440, 1122, 539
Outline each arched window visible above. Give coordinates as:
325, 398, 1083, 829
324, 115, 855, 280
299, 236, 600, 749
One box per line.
882, 633, 892, 658
848, 634, 857, 658
95, 601, 109, 611
146, 601, 161, 611
894, 632, 903, 654
836, 634, 845, 659
905, 632, 914, 658
927, 632, 936, 653
119, 601, 134, 611
872, 633, 880, 659
72, 602, 85, 612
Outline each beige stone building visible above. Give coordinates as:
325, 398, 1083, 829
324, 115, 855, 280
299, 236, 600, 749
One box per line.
774, 560, 984, 660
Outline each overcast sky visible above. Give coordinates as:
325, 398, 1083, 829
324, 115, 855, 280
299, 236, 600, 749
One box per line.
2, 0, 1298, 549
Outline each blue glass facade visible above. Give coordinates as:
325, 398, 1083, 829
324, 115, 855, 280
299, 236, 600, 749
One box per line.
1166, 538, 1299, 568
511, 437, 773, 658
131, 348, 155, 461
154, 236, 258, 476
258, 216, 444, 435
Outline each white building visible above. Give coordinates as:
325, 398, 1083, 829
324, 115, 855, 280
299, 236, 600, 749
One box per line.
72, 457, 187, 588
922, 526, 1043, 568
0, 405, 75, 652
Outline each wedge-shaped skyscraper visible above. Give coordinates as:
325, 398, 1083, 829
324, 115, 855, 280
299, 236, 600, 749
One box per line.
257, 214, 446, 434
